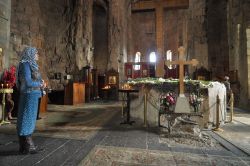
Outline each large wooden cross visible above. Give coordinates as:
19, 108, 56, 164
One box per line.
132, 0, 189, 77
165, 46, 198, 113
165, 47, 198, 95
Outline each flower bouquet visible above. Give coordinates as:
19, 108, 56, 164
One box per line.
159, 92, 176, 113
189, 93, 204, 112
1, 66, 16, 88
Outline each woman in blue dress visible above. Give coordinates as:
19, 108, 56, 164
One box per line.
16, 47, 46, 154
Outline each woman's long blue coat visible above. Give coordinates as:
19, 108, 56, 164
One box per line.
17, 62, 41, 136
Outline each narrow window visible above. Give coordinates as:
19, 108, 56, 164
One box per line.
149, 52, 156, 63
166, 50, 173, 69
134, 52, 141, 70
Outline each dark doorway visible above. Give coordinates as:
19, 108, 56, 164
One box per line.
98, 75, 105, 99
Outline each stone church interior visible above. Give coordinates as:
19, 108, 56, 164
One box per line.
0, 0, 250, 165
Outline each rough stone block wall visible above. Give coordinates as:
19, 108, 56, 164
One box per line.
131, 10, 156, 61
129, 0, 208, 74
241, 0, 250, 109
0, 0, 11, 70
10, 0, 45, 63
238, 0, 250, 109
164, 9, 188, 59
187, 0, 208, 71
108, 0, 130, 83
222, 0, 250, 109
9, 0, 129, 89
207, 0, 229, 77
10, 0, 93, 90
93, 4, 108, 75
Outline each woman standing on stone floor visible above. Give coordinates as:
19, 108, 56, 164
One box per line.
16, 47, 46, 154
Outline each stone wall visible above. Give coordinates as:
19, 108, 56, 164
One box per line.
164, 0, 208, 72
207, 0, 229, 77
246, 0, 250, 108
10, 0, 93, 90
129, 0, 208, 74
10, 0, 45, 69
9, 0, 131, 89
130, 10, 156, 62
39, 0, 93, 89
9, 0, 129, 89
240, 0, 250, 109
0, 0, 11, 70
93, 4, 108, 75
227, 0, 250, 109
164, 9, 188, 60
187, 0, 208, 71
108, 0, 130, 83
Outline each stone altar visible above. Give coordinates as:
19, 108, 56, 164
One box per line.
129, 79, 227, 128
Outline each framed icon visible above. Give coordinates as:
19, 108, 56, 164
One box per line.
142, 69, 148, 77
108, 76, 116, 84
127, 69, 131, 76
197, 76, 205, 81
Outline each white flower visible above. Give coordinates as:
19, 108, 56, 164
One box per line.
159, 78, 165, 82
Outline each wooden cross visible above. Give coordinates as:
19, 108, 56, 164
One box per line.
165, 46, 198, 95
132, 0, 189, 77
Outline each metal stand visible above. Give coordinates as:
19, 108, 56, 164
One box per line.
118, 89, 138, 125
144, 88, 148, 127
213, 95, 223, 131
0, 89, 13, 125
229, 91, 234, 122
121, 93, 126, 118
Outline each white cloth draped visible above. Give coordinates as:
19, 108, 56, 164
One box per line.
208, 82, 227, 125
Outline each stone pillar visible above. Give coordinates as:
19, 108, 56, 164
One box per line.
119, 1, 131, 82
127, 3, 133, 63
238, 0, 250, 108
0, 0, 11, 69
72, 0, 93, 70
155, 3, 164, 77
207, 0, 229, 76
108, 0, 129, 83
108, 0, 126, 70
108, 0, 120, 71
188, 0, 208, 72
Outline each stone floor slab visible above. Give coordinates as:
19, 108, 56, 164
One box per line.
0, 103, 249, 165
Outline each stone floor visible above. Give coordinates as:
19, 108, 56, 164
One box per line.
0, 101, 249, 166
216, 108, 250, 155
